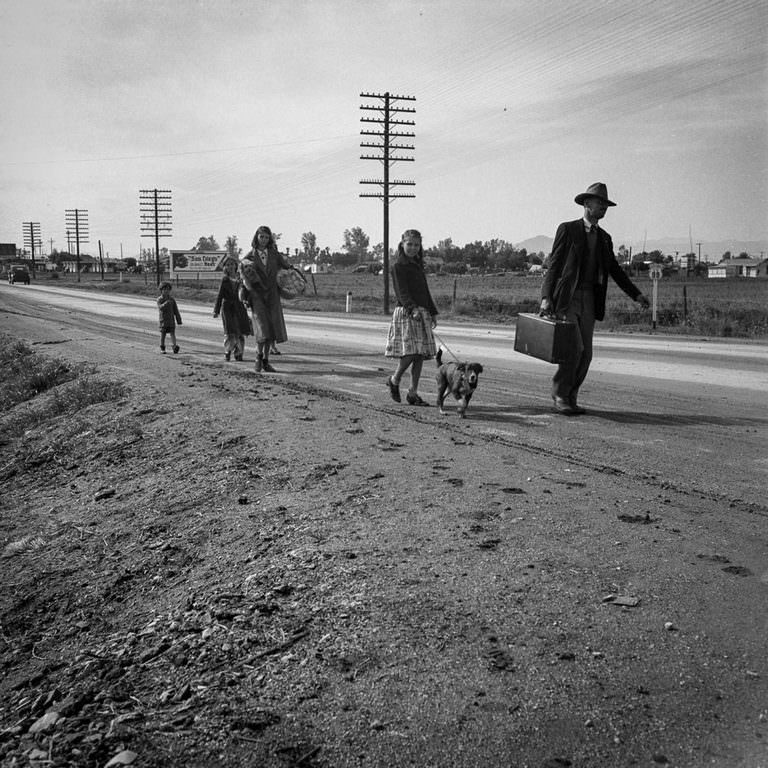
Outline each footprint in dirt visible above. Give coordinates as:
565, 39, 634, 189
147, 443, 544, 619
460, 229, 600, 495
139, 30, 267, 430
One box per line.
617, 512, 653, 524
721, 565, 753, 577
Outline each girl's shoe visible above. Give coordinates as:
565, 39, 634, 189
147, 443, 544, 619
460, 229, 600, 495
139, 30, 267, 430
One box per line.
386, 377, 401, 403
234, 354, 242, 362
160, 346, 166, 354
262, 361, 276, 373
270, 346, 281, 355
225, 352, 231, 361
406, 393, 428, 406
173, 345, 180, 354
255, 356, 263, 372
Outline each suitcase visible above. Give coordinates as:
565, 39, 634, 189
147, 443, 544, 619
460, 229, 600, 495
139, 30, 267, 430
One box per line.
514, 313, 583, 364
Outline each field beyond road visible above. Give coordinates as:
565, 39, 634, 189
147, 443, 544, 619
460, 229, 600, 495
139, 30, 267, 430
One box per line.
1, 282, 767, 768
19, 268, 768, 338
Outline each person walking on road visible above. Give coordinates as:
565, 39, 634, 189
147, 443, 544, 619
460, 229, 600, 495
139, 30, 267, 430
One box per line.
157, 281, 182, 354
213, 259, 252, 361
238, 226, 290, 373
540, 182, 650, 415
385, 229, 438, 406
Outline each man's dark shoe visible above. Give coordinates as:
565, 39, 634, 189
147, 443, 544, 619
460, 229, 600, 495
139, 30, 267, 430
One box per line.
552, 396, 576, 415
569, 397, 586, 415
262, 361, 276, 373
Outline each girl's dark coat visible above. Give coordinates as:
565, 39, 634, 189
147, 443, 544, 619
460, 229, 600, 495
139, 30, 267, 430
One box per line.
214, 275, 252, 337
391, 254, 438, 316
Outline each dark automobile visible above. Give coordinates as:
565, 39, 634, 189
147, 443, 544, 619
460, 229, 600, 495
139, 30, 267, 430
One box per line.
8, 266, 31, 285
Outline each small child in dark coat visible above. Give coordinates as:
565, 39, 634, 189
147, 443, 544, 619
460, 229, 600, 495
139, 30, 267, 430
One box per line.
157, 281, 182, 354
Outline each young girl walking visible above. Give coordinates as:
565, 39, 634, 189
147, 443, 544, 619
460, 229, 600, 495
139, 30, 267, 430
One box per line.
213, 259, 252, 361
385, 229, 438, 405
157, 281, 182, 354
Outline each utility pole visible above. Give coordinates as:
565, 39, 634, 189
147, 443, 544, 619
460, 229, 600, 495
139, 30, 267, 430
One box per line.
22, 222, 41, 276
139, 189, 172, 286
696, 242, 702, 264
64, 210, 89, 282
359, 91, 415, 314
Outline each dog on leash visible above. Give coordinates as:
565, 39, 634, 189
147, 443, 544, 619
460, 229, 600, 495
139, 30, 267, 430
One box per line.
435, 348, 484, 418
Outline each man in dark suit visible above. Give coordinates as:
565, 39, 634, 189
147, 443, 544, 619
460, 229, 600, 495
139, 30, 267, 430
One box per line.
540, 182, 650, 415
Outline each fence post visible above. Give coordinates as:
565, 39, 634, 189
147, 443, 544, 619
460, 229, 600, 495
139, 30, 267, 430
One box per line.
683, 284, 687, 323
452, 278, 457, 311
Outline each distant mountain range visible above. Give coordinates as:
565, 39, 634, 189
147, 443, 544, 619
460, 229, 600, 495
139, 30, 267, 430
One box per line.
515, 235, 768, 262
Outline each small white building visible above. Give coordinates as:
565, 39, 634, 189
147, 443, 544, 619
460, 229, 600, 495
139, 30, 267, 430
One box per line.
708, 258, 768, 278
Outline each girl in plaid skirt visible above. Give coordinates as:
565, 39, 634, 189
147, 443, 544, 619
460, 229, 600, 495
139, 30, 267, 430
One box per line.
385, 229, 438, 406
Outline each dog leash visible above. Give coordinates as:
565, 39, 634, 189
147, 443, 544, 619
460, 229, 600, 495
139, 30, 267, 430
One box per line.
432, 331, 461, 363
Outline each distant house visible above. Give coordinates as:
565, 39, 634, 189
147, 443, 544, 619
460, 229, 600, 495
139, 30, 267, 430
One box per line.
708, 258, 768, 278
60, 254, 96, 273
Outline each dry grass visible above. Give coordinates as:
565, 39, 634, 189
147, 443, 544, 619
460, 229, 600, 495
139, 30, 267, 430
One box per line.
0, 335, 130, 437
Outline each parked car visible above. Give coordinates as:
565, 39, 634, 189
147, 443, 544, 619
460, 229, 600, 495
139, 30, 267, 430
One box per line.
8, 265, 31, 285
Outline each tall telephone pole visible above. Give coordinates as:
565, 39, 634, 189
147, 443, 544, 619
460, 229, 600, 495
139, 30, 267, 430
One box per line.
359, 91, 415, 313
22, 222, 41, 276
139, 189, 172, 286
64, 209, 89, 282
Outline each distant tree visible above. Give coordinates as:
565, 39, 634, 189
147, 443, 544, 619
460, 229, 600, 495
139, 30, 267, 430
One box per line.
721, 250, 732, 260
193, 235, 219, 251
342, 227, 370, 262
648, 250, 665, 263
371, 242, 384, 261
463, 241, 489, 270
692, 262, 709, 277
332, 250, 358, 269
124, 257, 137, 269
301, 231, 319, 260
317, 247, 333, 266
737, 251, 749, 259
224, 235, 241, 260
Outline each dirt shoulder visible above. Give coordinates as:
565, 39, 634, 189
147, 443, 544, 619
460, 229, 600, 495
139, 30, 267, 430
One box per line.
1, 311, 766, 768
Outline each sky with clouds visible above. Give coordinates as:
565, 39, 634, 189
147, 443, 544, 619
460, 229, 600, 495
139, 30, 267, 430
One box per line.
1, 0, 765, 258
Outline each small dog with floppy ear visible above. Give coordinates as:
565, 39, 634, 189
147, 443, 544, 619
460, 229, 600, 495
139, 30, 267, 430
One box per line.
435, 348, 484, 418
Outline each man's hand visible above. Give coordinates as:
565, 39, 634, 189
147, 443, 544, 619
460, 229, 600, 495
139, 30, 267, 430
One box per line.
539, 298, 551, 316
636, 293, 650, 309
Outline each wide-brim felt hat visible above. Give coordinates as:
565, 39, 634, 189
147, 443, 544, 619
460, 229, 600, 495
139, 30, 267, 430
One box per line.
574, 182, 616, 206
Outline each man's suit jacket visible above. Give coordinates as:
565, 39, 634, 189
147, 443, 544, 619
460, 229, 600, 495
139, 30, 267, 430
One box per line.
541, 218, 642, 321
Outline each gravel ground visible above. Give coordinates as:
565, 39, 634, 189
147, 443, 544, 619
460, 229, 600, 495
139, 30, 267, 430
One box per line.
1, 305, 766, 768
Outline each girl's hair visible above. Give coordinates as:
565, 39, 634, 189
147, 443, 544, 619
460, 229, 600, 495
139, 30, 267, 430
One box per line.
159, 281, 172, 291
252, 226, 275, 251
396, 228, 424, 265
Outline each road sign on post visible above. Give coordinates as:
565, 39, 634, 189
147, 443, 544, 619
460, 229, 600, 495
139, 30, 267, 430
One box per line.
649, 265, 663, 330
